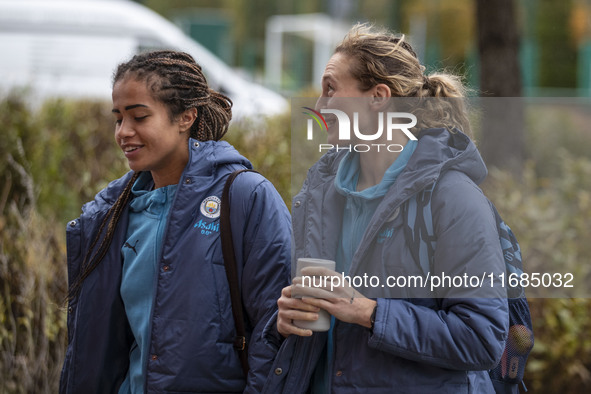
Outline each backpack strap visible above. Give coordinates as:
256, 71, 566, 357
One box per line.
403, 182, 438, 276
220, 168, 258, 377
487, 200, 525, 299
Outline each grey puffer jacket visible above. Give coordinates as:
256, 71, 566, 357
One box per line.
263, 128, 509, 394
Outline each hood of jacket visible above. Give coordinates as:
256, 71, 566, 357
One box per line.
401, 127, 487, 192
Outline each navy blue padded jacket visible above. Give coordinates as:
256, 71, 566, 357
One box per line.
60, 139, 291, 393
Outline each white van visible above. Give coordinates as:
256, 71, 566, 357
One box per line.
0, 0, 288, 119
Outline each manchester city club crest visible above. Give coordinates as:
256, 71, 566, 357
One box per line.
200, 196, 221, 219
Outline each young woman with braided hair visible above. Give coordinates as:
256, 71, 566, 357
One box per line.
60, 50, 291, 393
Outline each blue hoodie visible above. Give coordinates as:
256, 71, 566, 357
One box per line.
334, 141, 417, 273
118, 173, 177, 394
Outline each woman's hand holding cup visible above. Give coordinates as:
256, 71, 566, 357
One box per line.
277, 258, 377, 338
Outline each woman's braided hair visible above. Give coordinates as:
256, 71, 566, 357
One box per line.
67, 50, 231, 302
66, 172, 140, 301
113, 50, 232, 141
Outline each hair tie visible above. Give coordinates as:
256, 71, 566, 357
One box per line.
422, 75, 431, 90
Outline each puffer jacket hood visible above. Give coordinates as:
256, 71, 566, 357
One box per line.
378, 128, 487, 204
399, 127, 487, 192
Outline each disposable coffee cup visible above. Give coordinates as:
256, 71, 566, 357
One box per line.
293, 258, 336, 332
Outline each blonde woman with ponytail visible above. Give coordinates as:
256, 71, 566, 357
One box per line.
60, 50, 291, 394
267, 24, 508, 393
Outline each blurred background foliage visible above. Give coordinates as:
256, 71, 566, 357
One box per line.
1, 93, 591, 392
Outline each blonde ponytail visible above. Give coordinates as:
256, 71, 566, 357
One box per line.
335, 23, 472, 136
